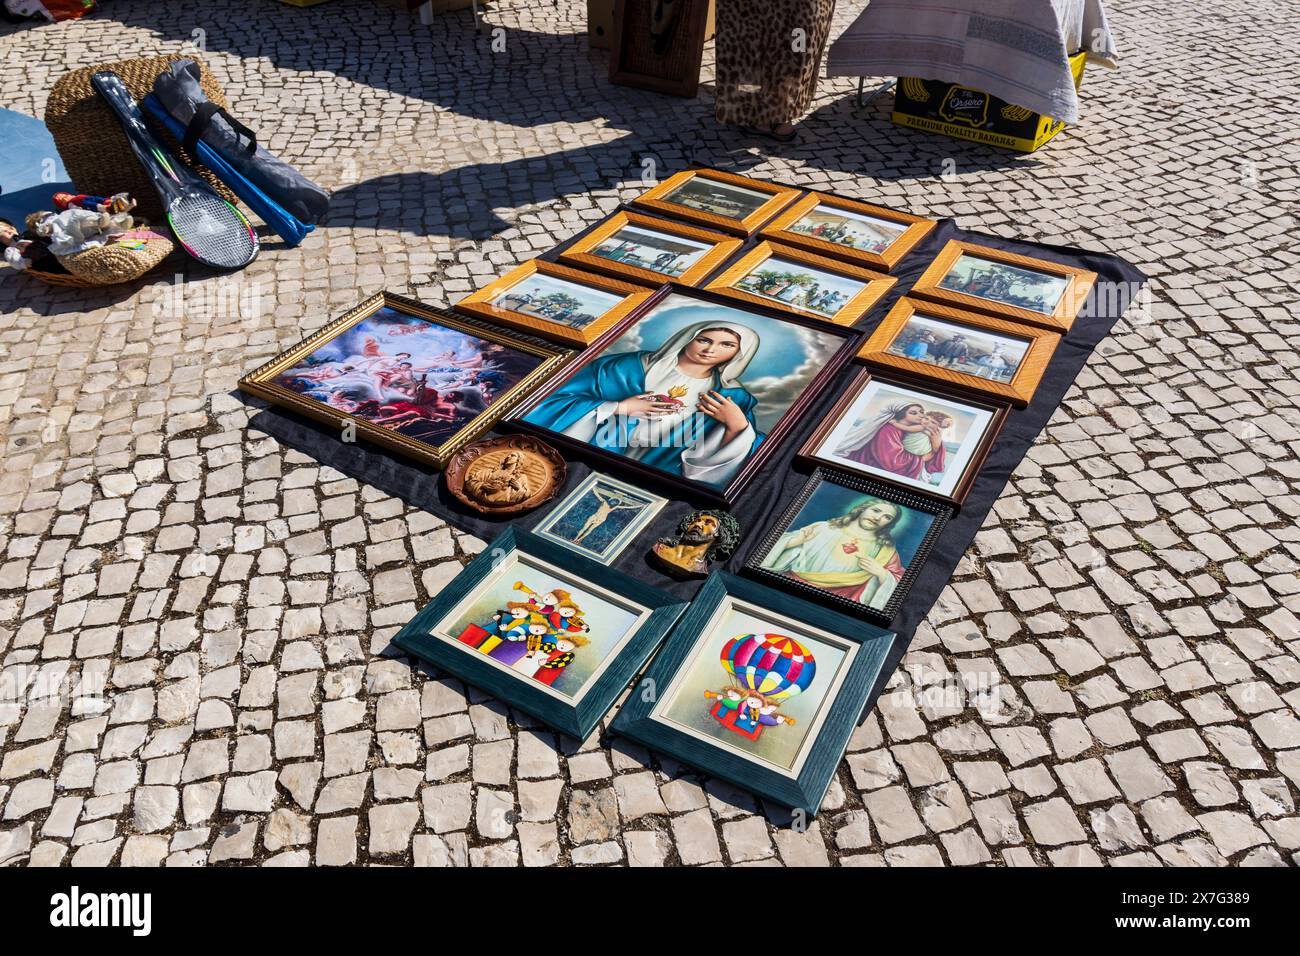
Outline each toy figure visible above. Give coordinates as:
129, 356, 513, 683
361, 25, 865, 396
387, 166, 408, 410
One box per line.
1, 219, 58, 272
26, 200, 136, 258
702, 633, 816, 741
53, 192, 136, 216
650, 509, 741, 578
455, 581, 593, 688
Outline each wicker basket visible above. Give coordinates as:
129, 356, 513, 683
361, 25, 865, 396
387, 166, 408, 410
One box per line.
20, 268, 96, 288
59, 229, 174, 284
45, 54, 240, 222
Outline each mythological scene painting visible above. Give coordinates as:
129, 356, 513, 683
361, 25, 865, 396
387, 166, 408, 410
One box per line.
272, 305, 544, 449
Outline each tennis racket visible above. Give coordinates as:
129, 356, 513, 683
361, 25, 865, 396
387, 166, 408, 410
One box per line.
91, 71, 258, 270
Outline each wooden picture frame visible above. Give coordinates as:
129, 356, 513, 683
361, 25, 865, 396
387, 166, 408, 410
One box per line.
632, 168, 801, 236
610, 572, 896, 817
911, 239, 1097, 331
559, 210, 742, 287
705, 240, 897, 327
533, 471, 669, 564
761, 192, 936, 272
609, 0, 713, 98
857, 297, 1060, 406
744, 468, 951, 623
238, 291, 570, 470
507, 284, 861, 506
392, 529, 688, 741
799, 368, 1009, 507
455, 259, 653, 347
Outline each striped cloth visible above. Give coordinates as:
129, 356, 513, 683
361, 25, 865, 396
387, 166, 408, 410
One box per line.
826, 0, 1118, 123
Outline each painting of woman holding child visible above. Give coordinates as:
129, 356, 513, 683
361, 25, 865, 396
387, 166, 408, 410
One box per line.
834, 402, 951, 486
807, 376, 1002, 501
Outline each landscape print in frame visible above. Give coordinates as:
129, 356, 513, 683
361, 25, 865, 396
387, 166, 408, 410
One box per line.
706, 240, 896, 326
761, 191, 936, 272
859, 297, 1060, 406
912, 239, 1097, 331
455, 259, 652, 347
558, 210, 742, 287
633, 167, 802, 236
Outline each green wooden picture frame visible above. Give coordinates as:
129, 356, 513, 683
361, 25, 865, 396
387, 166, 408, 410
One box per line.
392, 529, 688, 740
610, 572, 896, 816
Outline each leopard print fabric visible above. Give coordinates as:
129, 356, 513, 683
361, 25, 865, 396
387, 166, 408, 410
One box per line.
714, 0, 837, 127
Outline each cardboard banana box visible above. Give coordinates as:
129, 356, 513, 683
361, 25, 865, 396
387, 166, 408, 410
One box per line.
891, 51, 1087, 153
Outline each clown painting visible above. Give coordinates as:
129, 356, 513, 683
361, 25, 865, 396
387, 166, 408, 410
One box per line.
518, 291, 851, 497
455, 580, 595, 686
703, 633, 815, 740
434, 554, 646, 701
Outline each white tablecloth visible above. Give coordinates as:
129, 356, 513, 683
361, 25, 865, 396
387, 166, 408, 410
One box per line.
826, 0, 1118, 123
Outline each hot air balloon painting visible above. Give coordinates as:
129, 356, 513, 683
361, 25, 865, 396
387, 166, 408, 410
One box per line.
702, 633, 817, 741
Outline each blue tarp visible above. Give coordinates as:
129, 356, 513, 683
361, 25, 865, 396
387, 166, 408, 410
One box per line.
0, 107, 75, 227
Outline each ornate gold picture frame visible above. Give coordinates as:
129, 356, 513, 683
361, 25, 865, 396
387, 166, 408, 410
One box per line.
239, 291, 570, 469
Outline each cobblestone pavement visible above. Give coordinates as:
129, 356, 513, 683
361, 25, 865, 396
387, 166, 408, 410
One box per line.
0, 0, 1297, 868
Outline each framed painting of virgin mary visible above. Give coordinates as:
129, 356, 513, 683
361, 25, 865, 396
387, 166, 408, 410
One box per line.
507, 285, 860, 505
